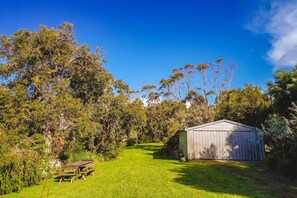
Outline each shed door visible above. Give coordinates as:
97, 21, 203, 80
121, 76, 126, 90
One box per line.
192, 131, 261, 160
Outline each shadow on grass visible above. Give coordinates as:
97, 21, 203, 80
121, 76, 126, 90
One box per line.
172, 161, 297, 198
128, 144, 297, 197
133, 144, 163, 151
131, 144, 297, 197
171, 162, 262, 197
132, 144, 175, 160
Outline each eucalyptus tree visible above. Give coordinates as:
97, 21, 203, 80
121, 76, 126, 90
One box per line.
158, 58, 234, 105
141, 84, 160, 105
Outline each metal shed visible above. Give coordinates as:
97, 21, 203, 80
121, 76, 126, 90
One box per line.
179, 119, 265, 160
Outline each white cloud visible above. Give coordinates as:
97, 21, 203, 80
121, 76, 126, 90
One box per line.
248, 0, 297, 68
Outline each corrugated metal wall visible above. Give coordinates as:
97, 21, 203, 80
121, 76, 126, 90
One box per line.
187, 130, 265, 160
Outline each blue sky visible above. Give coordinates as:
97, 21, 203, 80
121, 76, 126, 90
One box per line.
1, 0, 295, 91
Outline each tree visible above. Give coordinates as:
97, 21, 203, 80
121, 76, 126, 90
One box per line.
216, 84, 271, 127
0, 23, 130, 160
123, 98, 147, 145
184, 90, 215, 126
261, 114, 293, 164
268, 66, 297, 115
158, 59, 234, 105
69, 45, 111, 104
141, 84, 160, 105
145, 100, 186, 142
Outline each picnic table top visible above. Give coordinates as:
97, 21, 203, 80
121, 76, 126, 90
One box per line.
63, 160, 93, 168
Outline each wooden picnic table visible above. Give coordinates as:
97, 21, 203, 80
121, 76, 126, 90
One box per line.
56, 160, 95, 183
65, 160, 93, 168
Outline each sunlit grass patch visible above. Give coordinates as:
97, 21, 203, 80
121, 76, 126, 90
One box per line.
4, 144, 292, 198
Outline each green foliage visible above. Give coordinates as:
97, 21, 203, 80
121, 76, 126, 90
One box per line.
262, 115, 292, 154
164, 131, 185, 159
0, 23, 133, 194
123, 98, 147, 145
145, 100, 186, 142
265, 154, 297, 177
0, 23, 130, 159
3, 144, 283, 198
216, 84, 271, 127
2, 21, 297, 195
259, 66, 297, 176
59, 140, 102, 162
260, 103, 297, 177
165, 131, 180, 150
265, 154, 279, 170
186, 100, 215, 127
141, 59, 233, 144
0, 152, 43, 195
268, 66, 297, 115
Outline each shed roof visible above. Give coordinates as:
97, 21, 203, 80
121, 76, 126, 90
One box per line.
185, 119, 256, 131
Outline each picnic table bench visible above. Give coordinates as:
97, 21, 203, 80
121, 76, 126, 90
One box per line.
55, 160, 95, 183
80, 162, 95, 180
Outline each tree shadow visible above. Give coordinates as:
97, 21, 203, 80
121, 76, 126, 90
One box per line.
199, 144, 218, 159
188, 131, 264, 160
132, 144, 175, 160
133, 144, 296, 197
172, 161, 273, 197
226, 131, 264, 160
133, 144, 164, 152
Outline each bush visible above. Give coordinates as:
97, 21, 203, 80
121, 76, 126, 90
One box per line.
138, 134, 153, 143
265, 154, 297, 177
165, 131, 184, 159
165, 132, 180, 151
279, 159, 297, 177
59, 141, 99, 162
265, 154, 279, 170
104, 143, 126, 160
0, 152, 42, 195
127, 137, 138, 146
61, 151, 99, 163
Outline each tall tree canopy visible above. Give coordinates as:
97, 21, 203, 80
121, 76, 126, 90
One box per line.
0, 23, 130, 160
216, 84, 271, 127
268, 66, 297, 115
157, 58, 234, 105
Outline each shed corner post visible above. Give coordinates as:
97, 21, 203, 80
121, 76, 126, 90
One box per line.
187, 130, 191, 160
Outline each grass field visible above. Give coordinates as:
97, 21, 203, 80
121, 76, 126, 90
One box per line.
2, 144, 297, 198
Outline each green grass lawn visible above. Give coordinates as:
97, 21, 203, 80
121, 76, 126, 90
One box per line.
2, 144, 296, 198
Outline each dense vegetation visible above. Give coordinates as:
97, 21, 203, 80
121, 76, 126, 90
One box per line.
0, 23, 297, 194
0, 23, 134, 194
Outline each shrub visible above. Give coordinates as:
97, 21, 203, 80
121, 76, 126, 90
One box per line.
104, 143, 126, 160
265, 154, 279, 170
279, 159, 297, 177
139, 134, 153, 143
126, 138, 136, 146
265, 154, 297, 177
59, 141, 103, 162
0, 152, 42, 195
165, 131, 184, 159
61, 151, 99, 163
